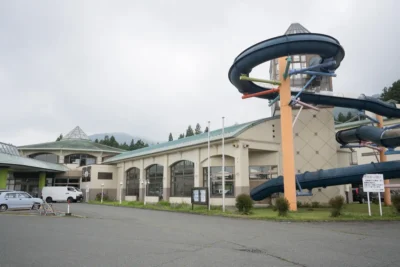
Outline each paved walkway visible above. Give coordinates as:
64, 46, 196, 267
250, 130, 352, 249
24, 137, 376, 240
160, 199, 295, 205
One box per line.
0, 203, 399, 267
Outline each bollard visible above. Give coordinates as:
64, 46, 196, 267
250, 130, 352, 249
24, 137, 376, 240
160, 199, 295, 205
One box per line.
66, 199, 71, 216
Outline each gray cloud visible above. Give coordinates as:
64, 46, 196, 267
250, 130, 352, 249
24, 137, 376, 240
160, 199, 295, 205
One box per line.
0, 0, 399, 145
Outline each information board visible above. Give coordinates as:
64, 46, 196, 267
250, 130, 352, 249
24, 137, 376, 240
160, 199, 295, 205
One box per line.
362, 174, 384, 193
191, 187, 208, 206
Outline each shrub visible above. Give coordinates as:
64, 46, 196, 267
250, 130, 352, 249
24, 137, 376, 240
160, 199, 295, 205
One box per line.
329, 195, 345, 217
297, 201, 302, 208
95, 192, 109, 202
392, 195, 400, 213
302, 202, 311, 208
235, 194, 253, 214
311, 201, 320, 208
275, 197, 290, 216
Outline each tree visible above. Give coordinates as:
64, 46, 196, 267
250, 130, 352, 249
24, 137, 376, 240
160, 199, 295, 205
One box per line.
120, 142, 129, 150
129, 139, 135, 150
168, 133, 173, 141
109, 136, 119, 148
195, 123, 202, 135
204, 127, 209, 133
186, 125, 194, 137
337, 112, 346, 123
56, 134, 63, 141
178, 133, 185, 139
94, 139, 99, 143
345, 111, 353, 121
381, 80, 400, 102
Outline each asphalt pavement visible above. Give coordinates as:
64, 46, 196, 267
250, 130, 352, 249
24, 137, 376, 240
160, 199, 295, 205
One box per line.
0, 203, 399, 267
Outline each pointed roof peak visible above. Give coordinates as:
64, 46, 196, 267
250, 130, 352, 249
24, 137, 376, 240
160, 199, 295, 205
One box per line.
285, 23, 310, 35
63, 126, 90, 140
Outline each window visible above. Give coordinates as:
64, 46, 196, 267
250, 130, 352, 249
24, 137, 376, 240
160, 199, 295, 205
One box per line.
301, 55, 306, 61
146, 165, 163, 197
249, 166, 278, 179
171, 161, 194, 197
203, 166, 235, 197
98, 172, 113, 180
67, 187, 75, 192
65, 154, 96, 166
293, 55, 300, 62
29, 153, 58, 164
126, 168, 140, 196
5, 193, 16, 198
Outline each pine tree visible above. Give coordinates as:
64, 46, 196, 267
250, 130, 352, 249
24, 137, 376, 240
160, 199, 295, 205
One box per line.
95, 139, 99, 143
56, 134, 63, 141
103, 135, 110, 146
109, 136, 119, 148
129, 139, 135, 150
346, 111, 353, 121
337, 112, 346, 123
168, 133, 173, 141
204, 127, 209, 133
381, 80, 400, 102
178, 133, 185, 139
186, 125, 194, 137
195, 123, 202, 135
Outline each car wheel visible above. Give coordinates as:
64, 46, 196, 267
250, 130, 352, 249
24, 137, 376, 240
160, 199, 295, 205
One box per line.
46, 197, 53, 203
32, 203, 40, 210
67, 197, 74, 203
0, 204, 8, 212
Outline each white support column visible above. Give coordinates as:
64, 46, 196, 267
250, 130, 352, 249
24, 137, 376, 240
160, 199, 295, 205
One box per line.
234, 142, 250, 196
116, 163, 124, 201
194, 148, 201, 187
163, 155, 170, 201
139, 159, 145, 202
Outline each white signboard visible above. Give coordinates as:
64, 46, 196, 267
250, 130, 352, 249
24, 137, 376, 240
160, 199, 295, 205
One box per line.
200, 189, 206, 203
193, 190, 199, 202
363, 174, 384, 193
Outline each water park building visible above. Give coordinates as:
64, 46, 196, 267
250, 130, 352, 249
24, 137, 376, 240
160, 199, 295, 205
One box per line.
2, 23, 400, 206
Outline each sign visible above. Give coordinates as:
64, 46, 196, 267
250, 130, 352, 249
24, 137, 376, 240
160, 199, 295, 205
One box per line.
363, 174, 384, 193
191, 187, 208, 207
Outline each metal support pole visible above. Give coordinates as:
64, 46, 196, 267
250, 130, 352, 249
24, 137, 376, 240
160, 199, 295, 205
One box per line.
240, 74, 281, 85
222, 117, 225, 212
207, 121, 211, 211
292, 106, 304, 127
101, 183, 104, 203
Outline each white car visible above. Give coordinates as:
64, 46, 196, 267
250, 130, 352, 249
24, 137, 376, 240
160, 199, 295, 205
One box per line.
0, 191, 43, 211
41, 186, 83, 203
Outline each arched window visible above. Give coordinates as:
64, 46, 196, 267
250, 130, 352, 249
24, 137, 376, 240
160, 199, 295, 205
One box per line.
171, 160, 194, 197
29, 153, 59, 164
64, 154, 96, 166
126, 168, 140, 196
146, 164, 163, 197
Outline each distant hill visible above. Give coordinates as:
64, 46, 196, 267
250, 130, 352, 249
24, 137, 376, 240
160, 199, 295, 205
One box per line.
89, 132, 156, 145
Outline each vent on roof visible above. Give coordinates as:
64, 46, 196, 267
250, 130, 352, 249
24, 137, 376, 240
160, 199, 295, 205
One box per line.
0, 142, 20, 156
63, 126, 90, 140
285, 23, 310, 35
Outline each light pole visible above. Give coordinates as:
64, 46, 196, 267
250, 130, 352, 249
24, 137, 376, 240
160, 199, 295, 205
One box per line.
101, 183, 104, 203
119, 181, 123, 204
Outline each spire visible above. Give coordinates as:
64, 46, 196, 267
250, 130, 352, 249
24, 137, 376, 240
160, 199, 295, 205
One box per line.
63, 126, 90, 140
285, 23, 310, 35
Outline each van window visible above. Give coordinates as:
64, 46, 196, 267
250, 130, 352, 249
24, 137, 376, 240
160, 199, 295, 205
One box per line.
67, 187, 75, 192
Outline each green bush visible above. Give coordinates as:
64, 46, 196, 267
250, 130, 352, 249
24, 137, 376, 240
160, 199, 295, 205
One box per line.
235, 194, 253, 214
297, 201, 302, 208
302, 202, 311, 208
275, 197, 290, 216
329, 195, 345, 217
95, 192, 109, 202
311, 201, 320, 208
372, 198, 379, 205
392, 195, 400, 213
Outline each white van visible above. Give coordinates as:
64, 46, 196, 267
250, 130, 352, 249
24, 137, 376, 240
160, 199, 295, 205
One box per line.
41, 186, 83, 203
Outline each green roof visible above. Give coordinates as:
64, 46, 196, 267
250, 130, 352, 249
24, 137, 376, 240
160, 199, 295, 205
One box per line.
0, 153, 69, 172
18, 139, 125, 153
104, 117, 279, 163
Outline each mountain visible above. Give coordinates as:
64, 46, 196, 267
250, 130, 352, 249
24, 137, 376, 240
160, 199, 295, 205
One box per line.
89, 132, 156, 145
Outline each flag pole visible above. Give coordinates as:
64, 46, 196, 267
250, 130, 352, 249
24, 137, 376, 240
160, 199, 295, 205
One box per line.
222, 116, 225, 212
207, 121, 211, 211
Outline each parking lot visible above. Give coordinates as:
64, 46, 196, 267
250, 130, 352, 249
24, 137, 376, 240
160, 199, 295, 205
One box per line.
1, 203, 400, 267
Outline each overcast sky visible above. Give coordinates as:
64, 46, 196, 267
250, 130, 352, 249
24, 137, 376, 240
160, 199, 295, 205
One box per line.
1, 0, 399, 146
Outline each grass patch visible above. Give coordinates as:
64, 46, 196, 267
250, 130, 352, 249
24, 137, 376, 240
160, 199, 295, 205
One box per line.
88, 201, 400, 222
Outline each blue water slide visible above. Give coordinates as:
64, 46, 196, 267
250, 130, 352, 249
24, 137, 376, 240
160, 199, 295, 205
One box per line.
228, 33, 400, 118
251, 161, 400, 201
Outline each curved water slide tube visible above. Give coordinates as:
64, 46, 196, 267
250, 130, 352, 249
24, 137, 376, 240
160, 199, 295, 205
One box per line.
228, 33, 400, 118
251, 161, 400, 201
228, 33, 400, 200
